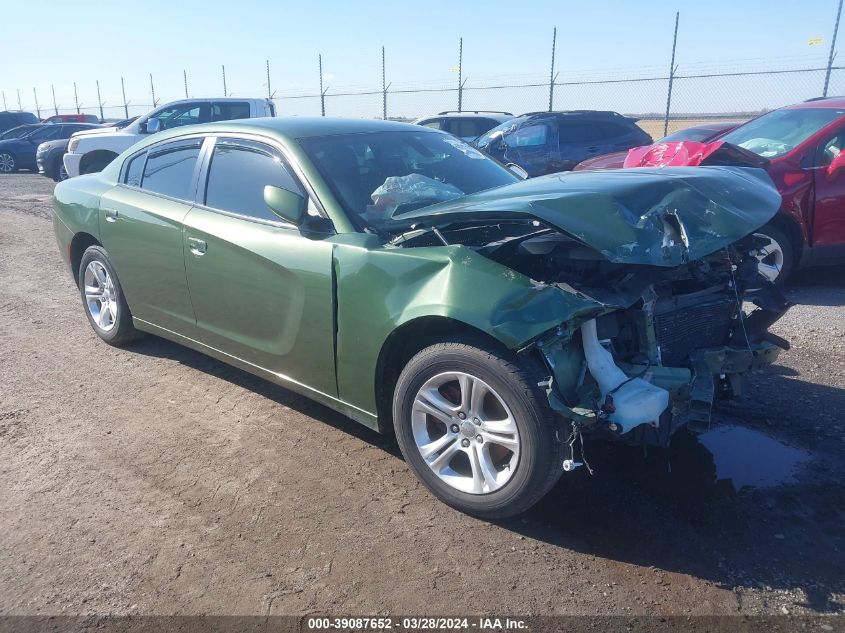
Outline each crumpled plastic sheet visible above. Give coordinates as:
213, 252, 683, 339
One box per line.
370, 173, 464, 215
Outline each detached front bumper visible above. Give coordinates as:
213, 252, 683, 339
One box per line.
544, 339, 782, 442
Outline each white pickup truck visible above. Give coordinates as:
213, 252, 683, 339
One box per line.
63, 97, 276, 177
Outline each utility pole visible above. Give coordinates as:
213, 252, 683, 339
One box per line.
183, 69, 189, 99
457, 38, 463, 112
33, 87, 41, 119
382, 46, 389, 120
319, 54, 326, 116
663, 12, 680, 137
96, 80, 104, 120
222, 65, 228, 96
121, 77, 129, 118
824, 0, 844, 97
51, 85, 58, 115
548, 27, 558, 112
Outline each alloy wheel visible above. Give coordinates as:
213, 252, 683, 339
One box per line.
411, 371, 520, 494
84, 261, 118, 332
752, 232, 785, 283
0, 153, 15, 173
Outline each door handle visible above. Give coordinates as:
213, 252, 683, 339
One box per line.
187, 237, 207, 256
104, 208, 118, 222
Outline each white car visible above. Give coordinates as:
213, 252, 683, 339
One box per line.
413, 111, 514, 142
64, 97, 276, 177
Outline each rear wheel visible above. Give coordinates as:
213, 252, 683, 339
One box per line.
78, 246, 139, 346
752, 224, 794, 285
0, 152, 17, 174
392, 341, 563, 519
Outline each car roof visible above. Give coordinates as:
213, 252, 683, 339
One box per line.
510, 110, 637, 124
157, 116, 431, 141
417, 112, 513, 120
787, 96, 845, 109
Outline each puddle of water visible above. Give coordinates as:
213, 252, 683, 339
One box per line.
696, 425, 810, 490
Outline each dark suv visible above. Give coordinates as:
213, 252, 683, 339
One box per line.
474, 111, 652, 177
0, 111, 39, 135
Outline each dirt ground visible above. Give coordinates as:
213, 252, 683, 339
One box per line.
1, 174, 843, 617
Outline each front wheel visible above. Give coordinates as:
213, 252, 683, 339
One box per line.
0, 152, 17, 174
752, 224, 794, 286
392, 341, 564, 519
78, 246, 140, 346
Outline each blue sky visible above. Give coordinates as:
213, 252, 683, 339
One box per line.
3, 0, 842, 118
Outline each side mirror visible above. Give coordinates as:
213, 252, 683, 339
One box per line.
507, 162, 528, 180
145, 117, 161, 134
827, 151, 845, 178
264, 185, 307, 225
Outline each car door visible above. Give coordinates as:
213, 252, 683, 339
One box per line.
182, 136, 337, 396
502, 121, 556, 176
98, 138, 202, 335
811, 127, 845, 254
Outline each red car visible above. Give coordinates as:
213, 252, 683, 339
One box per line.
42, 113, 100, 124
578, 100, 845, 283
573, 121, 741, 171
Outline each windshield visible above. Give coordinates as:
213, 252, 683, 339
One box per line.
0, 124, 38, 140
719, 107, 845, 158
299, 130, 518, 230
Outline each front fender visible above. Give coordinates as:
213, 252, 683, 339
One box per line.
332, 238, 602, 415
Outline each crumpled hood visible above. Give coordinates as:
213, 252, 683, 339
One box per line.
390, 166, 781, 267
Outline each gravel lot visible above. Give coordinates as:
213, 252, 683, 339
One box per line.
1, 174, 843, 617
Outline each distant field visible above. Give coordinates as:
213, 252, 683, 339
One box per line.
637, 117, 750, 140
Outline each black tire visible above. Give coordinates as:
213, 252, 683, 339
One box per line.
77, 246, 140, 346
53, 156, 69, 182
0, 151, 18, 174
80, 155, 114, 175
392, 340, 564, 519
753, 223, 794, 286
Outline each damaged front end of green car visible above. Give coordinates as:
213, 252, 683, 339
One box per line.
387, 166, 792, 456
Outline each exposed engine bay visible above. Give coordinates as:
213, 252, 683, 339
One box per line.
393, 219, 792, 453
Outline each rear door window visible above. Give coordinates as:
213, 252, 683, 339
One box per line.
420, 118, 444, 130
139, 140, 202, 200
505, 123, 549, 148
211, 102, 251, 122
204, 139, 305, 224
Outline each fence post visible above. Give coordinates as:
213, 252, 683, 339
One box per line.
73, 83, 80, 114
96, 80, 104, 120
266, 60, 273, 99
33, 87, 41, 119
319, 54, 326, 116
183, 70, 189, 99
120, 77, 128, 118
824, 0, 843, 97
457, 38, 463, 112
51, 85, 58, 115
663, 12, 680, 137
149, 73, 157, 107
382, 46, 388, 120
17, 88, 23, 111
1, 91, 6, 110
548, 27, 557, 112
222, 65, 227, 96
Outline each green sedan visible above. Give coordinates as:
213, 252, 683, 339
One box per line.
52, 117, 790, 518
